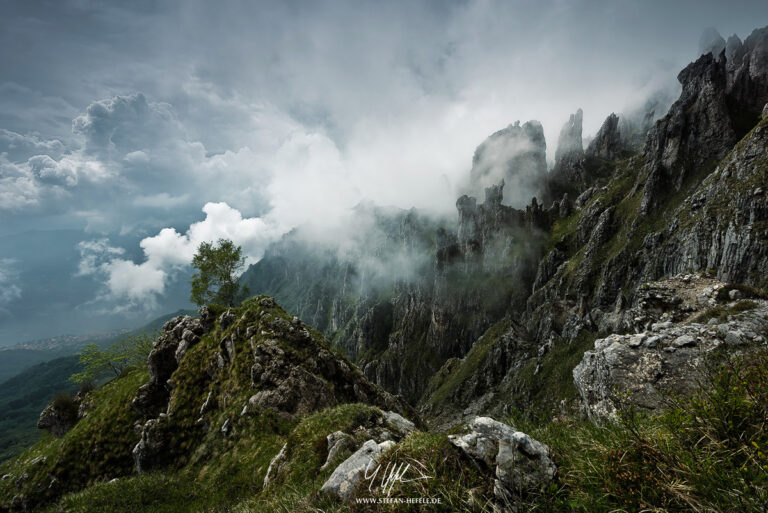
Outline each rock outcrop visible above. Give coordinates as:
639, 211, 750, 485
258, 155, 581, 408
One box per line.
449, 417, 556, 510
468, 120, 548, 207
37, 399, 78, 438
586, 113, 623, 161
131, 314, 209, 418
131, 298, 413, 474
699, 27, 726, 57
554, 108, 583, 165
574, 275, 768, 419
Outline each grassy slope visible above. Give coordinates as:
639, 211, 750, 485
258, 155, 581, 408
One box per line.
0, 369, 146, 510
0, 309, 196, 465
0, 356, 81, 463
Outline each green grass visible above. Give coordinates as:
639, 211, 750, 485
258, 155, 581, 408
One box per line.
508, 348, 768, 512
511, 330, 597, 414
0, 369, 146, 511
424, 317, 512, 407
690, 300, 759, 324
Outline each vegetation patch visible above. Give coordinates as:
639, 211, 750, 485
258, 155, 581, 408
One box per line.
689, 299, 759, 324
508, 348, 768, 512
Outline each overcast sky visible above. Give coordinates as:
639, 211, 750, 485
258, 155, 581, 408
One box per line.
1, 0, 767, 341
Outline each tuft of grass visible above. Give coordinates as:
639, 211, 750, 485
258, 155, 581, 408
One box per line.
690, 300, 758, 324
715, 284, 768, 302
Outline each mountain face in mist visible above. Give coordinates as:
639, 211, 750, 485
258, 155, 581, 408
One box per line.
4, 24, 768, 513
239, 25, 768, 414
467, 120, 548, 207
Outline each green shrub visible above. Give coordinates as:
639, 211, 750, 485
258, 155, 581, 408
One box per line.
51, 392, 79, 423
70, 332, 155, 384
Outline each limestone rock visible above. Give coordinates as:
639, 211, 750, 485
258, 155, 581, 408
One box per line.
468, 120, 548, 207
382, 411, 416, 435
320, 431, 356, 471
132, 314, 209, 417
574, 298, 768, 419
37, 397, 79, 438
263, 443, 287, 488
555, 108, 583, 165
132, 419, 171, 474
449, 417, 556, 507
320, 439, 395, 502
586, 113, 623, 160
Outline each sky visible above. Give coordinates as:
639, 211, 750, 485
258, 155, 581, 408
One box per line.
1, 0, 767, 345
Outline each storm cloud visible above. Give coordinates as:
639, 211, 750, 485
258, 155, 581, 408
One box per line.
1, 0, 767, 342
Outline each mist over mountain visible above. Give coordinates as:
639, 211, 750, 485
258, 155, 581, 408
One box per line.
3, 3, 768, 512
2, 0, 767, 347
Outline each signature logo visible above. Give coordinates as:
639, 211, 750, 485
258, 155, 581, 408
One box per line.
363, 458, 433, 497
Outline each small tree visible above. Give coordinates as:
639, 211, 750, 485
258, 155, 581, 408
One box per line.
70, 332, 155, 384
190, 238, 249, 306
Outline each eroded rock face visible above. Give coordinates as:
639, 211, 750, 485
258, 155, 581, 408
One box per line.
320, 439, 395, 502
132, 418, 170, 474
586, 113, 623, 161
449, 417, 556, 509
641, 27, 768, 214
555, 108, 584, 165
468, 120, 548, 207
132, 314, 208, 418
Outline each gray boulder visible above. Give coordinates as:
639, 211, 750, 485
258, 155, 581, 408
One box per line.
382, 411, 416, 435
37, 397, 79, 438
320, 431, 356, 471
449, 417, 556, 507
320, 439, 395, 502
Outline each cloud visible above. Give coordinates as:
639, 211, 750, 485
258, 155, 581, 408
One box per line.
78, 202, 284, 309
4, 0, 768, 332
28, 155, 79, 186
0, 129, 65, 161
0, 155, 39, 211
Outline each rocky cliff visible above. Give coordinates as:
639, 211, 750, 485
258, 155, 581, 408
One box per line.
238, 26, 768, 422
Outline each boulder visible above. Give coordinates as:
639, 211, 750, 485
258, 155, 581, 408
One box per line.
37, 397, 79, 438
320, 431, 356, 471
449, 417, 556, 506
320, 439, 395, 502
382, 411, 416, 435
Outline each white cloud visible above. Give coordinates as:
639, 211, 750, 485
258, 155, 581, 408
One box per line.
78, 202, 285, 309
0, 129, 65, 161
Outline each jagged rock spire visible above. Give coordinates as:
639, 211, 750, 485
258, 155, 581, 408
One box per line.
555, 108, 583, 165
468, 120, 547, 207
586, 113, 623, 160
699, 27, 726, 57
